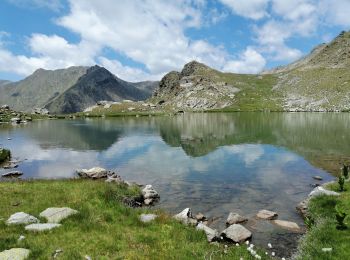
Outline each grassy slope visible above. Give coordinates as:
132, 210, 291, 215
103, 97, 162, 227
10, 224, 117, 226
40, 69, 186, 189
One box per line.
297, 182, 350, 259
0, 180, 270, 260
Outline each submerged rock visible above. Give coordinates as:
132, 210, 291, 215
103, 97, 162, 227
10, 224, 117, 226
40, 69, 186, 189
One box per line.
39, 207, 78, 223
139, 214, 157, 223
142, 185, 160, 205
0, 248, 30, 260
256, 210, 278, 220
221, 224, 252, 243
272, 220, 301, 232
25, 223, 61, 232
2, 171, 23, 177
226, 212, 248, 225
6, 212, 39, 225
196, 223, 218, 242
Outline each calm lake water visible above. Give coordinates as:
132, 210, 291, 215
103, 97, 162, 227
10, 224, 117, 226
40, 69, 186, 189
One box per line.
1, 112, 350, 257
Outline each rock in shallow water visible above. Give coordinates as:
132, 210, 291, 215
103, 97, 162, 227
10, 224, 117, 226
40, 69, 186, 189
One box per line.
39, 207, 78, 223
25, 223, 61, 232
221, 224, 252, 243
256, 210, 278, 220
0, 248, 30, 260
226, 212, 248, 225
6, 212, 39, 225
142, 185, 160, 205
272, 220, 301, 232
173, 208, 198, 225
2, 171, 23, 177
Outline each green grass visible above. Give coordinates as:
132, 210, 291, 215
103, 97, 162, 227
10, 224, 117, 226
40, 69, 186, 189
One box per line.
297, 182, 350, 259
0, 148, 10, 163
0, 180, 270, 259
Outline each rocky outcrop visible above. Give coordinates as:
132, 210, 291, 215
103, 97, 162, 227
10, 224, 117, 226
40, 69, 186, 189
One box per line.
76, 167, 109, 179
39, 207, 78, 223
153, 61, 239, 110
0, 248, 30, 260
221, 224, 252, 243
2, 171, 23, 177
6, 212, 39, 225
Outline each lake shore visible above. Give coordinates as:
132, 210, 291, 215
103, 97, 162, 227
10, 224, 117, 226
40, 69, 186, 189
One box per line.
0, 179, 273, 259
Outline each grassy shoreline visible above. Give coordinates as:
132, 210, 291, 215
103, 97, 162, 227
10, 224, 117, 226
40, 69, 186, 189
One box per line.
0, 179, 271, 259
296, 182, 350, 259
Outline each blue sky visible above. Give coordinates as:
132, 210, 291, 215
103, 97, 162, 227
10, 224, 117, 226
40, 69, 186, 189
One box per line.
0, 0, 349, 82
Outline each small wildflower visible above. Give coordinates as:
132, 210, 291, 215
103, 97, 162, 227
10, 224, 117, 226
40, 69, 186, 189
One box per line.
271, 252, 275, 257
224, 245, 228, 248
268, 243, 272, 248
245, 241, 250, 245
236, 243, 239, 247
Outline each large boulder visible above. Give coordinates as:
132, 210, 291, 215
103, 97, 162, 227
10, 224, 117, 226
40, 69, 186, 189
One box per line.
25, 223, 61, 232
196, 223, 218, 242
0, 248, 30, 260
76, 167, 108, 179
226, 212, 248, 225
221, 224, 252, 243
142, 185, 160, 205
6, 212, 39, 225
39, 207, 78, 223
256, 210, 278, 220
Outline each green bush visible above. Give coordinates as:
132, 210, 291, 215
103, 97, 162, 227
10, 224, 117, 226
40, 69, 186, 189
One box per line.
0, 148, 11, 163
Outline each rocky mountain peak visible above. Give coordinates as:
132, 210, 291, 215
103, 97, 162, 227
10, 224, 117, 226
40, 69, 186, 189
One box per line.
180, 60, 211, 77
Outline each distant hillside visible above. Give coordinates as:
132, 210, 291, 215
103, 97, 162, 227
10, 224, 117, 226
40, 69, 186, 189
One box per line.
152, 31, 350, 112
0, 80, 12, 87
0, 66, 158, 114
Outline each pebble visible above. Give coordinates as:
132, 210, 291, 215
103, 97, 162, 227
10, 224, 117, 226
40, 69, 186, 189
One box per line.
322, 248, 332, 252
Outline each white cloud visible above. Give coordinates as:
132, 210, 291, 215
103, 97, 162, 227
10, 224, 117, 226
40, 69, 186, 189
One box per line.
218, 0, 270, 20
223, 47, 266, 74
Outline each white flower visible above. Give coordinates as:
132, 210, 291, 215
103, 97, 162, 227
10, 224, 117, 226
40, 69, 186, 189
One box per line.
268, 243, 272, 248
272, 252, 276, 257
236, 243, 239, 247
245, 241, 250, 245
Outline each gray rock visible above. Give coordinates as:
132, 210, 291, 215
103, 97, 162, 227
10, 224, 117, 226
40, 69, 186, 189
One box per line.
195, 213, 206, 221
272, 220, 301, 232
139, 214, 157, 223
221, 224, 252, 243
10, 117, 21, 124
0, 248, 30, 260
173, 208, 195, 225
142, 185, 160, 205
226, 213, 248, 225
313, 176, 323, 181
25, 223, 61, 232
6, 212, 39, 225
39, 207, 78, 223
256, 210, 278, 220
2, 171, 23, 177
76, 167, 108, 179
105, 173, 124, 184
196, 223, 218, 242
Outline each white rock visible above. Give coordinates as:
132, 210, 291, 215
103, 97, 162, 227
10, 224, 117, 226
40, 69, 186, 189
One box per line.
256, 210, 278, 220
18, 235, 25, 242
268, 243, 272, 248
25, 223, 61, 232
0, 248, 30, 260
173, 208, 193, 225
322, 248, 333, 252
139, 214, 157, 223
196, 223, 219, 242
76, 167, 108, 179
221, 224, 252, 243
309, 187, 340, 198
39, 207, 78, 223
6, 212, 39, 225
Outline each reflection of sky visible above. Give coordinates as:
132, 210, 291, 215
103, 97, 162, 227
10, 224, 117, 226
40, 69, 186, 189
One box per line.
0, 121, 334, 253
